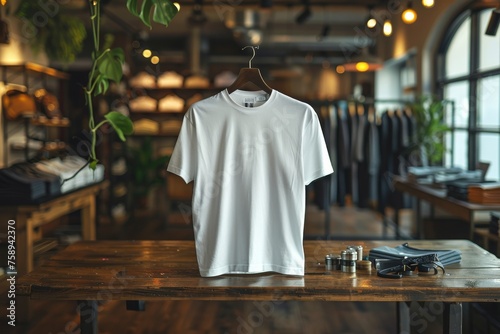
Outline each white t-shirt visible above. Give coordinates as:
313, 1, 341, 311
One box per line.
167, 89, 333, 277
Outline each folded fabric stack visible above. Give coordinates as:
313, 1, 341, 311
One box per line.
0, 156, 104, 203
368, 243, 462, 266
35, 156, 104, 193
468, 183, 500, 204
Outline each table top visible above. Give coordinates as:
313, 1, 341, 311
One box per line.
17, 240, 500, 303
393, 177, 500, 211
0, 180, 108, 208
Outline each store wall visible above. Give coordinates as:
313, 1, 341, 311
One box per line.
376, 0, 473, 93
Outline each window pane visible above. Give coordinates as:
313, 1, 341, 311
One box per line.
445, 17, 470, 79
443, 81, 469, 127
479, 133, 499, 181
477, 75, 500, 129
479, 9, 500, 72
445, 130, 468, 169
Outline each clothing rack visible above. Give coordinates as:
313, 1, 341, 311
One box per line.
306, 98, 428, 240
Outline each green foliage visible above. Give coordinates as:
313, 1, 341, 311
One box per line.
410, 95, 450, 165
14, 1, 86, 63
126, 0, 179, 28
83, 1, 178, 170
104, 111, 134, 141
128, 138, 170, 197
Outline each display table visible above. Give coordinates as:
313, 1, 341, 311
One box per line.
393, 177, 500, 239
0, 181, 108, 276
17, 239, 500, 334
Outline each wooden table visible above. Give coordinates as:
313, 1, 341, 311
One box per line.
17, 240, 500, 334
0, 181, 108, 276
393, 177, 500, 240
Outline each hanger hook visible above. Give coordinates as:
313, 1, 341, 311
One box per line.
242, 45, 259, 68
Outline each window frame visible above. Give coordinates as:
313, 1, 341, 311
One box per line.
437, 7, 500, 177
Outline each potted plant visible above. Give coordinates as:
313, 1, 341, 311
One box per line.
127, 137, 170, 209
410, 95, 451, 166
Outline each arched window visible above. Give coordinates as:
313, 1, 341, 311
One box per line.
437, 7, 500, 180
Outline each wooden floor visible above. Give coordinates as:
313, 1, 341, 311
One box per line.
1, 203, 441, 334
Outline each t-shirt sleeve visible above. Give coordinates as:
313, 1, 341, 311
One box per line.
302, 110, 334, 185
167, 115, 197, 183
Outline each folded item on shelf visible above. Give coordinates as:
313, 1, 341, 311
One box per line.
184, 75, 210, 88
185, 93, 203, 108
129, 95, 157, 112
468, 184, 500, 204
35, 156, 104, 193
8, 162, 61, 196
133, 118, 159, 134
161, 120, 182, 134
0, 167, 46, 201
129, 71, 156, 88
158, 94, 184, 112
157, 71, 183, 88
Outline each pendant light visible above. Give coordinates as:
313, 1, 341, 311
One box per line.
343, 48, 383, 72
383, 19, 392, 36
422, 0, 435, 8
402, 1, 417, 24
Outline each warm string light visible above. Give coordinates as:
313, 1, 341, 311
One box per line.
422, 0, 435, 8
173, 2, 181, 11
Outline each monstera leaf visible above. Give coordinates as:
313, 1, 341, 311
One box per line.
126, 0, 178, 28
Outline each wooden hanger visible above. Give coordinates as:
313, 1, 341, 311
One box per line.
226, 46, 272, 94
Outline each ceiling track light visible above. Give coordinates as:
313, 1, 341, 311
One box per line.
366, 5, 377, 29
402, 1, 417, 24
485, 7, 500, 36
260, 0, 272, 9
422, 0, 435, 8
296, 0, 311, 25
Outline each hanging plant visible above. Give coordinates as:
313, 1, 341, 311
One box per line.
84, 0, 178, 169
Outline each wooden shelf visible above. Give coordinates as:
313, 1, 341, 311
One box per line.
130, 110, 185, 115
132, 132, 179, 137
31, 118, 70, 127
0, 62, 69, 80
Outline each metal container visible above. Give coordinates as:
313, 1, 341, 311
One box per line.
325, 254, 333, 271
348, 245, 363, 261
341, 249, 357, 273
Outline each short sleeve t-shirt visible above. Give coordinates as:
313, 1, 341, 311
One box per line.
167, 89, 333, 277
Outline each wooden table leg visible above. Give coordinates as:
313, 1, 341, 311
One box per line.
81, 195, 96, 240
443, 302, 462, 334
78, 300, 98, 334
397, 301, 410, 333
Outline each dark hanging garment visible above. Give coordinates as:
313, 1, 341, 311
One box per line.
313, 106, 332, 210
348, 104, 359, 206
336, 102, 350, 207
377, 111, 396, 213
367, 113, 380, 205
356, 106, 370, 208
328, 105, 338, 204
